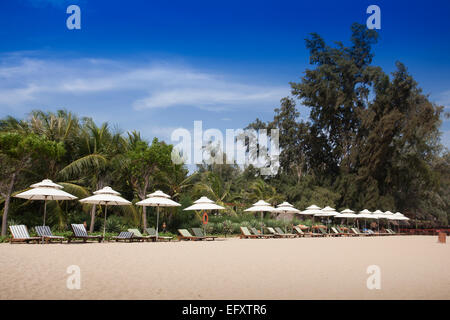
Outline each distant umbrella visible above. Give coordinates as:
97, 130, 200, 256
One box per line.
244, 200, 276, 234
300, 204, 322, 215
184, 196, 225, 237
79, 186, 131, 239
357, 209, 374, 230
183, 196, 225, 211
275, 202, 300, 232
136, 190, 180, 241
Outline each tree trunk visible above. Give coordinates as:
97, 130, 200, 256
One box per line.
89, 204, 96, 233
1, 173, 16, 236
142, 206, 147, 230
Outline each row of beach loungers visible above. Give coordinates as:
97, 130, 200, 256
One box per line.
240, 226, 402, 239
8, 224, 218, 244
7, 224, 401, 244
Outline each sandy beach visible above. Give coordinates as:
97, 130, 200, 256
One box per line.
0, 236, 448, 300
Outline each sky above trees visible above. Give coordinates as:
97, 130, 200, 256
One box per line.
0, 0, 449, 148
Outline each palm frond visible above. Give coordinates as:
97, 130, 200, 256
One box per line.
58, 154, 107, 180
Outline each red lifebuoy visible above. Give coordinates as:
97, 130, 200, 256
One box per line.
202, 212, 208, 225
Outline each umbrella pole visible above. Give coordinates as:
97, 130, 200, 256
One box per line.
156, 205, 160, 241
41, 198, 48, 244
43, 198, 47, 226
103, 204, 108, 241
260, 211, 263, 234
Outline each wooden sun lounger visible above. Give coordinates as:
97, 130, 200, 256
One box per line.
336, 226, 354, 236
293, 226, 307, 237
274, 227, 296, 238
350, 227, 368, 236
191, 228, 217, 241
35, 226, 65, 243
330, 227, 344, 237
250, 227, 274, 238
266, 227, 283, 238
240, 227, 260, 239
111, 231, 135, 242
68, 224, 103, 243
386, 228, 405, 235
318, 227, 331, 237
146, 227, 173, 241
266, 227, 293, 238
9, 225, 41, 244
178, 229, 206, 240
128, 228, 155, 242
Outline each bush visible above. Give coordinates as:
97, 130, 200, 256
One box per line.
204, 222, 214, 234
231, 222, 241, 234
240, 221, 251, 229
101, 216, 124, 233
213, 222, 223, 234
223, 220, 233, 237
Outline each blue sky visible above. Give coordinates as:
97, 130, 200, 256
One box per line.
0, 0, 449, 148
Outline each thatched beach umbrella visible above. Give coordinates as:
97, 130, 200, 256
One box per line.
388, 212, 410, 232
275, 202, 300, 232
79, 186, 131, 239
372, 210, 384, 233
184, 196, 225, 236
299, 205, 322, 227
136, 190, 180, 241
382, 211, 395, 230
315, 206, 338, 231
15, 179, 77, 226
244, 200, 276, 234
357, 209, 374, 230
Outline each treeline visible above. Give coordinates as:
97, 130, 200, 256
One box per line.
248, 23, 448, 225
0, 23, 448, 235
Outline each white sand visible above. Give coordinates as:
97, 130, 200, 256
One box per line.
0, 236, 448, 299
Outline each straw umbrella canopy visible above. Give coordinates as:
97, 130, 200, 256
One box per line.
136, 190, 180, 240
183, 196, 225, 236
316, 206, 338, 217
334, 208, 357, 228
79, 186, 131, 239
275, 202, 301, 215
358, 209, 373, 218
15, 179, 77, 225
314, 206, 337, 230
371, 210, 384, 232
244, 200, 276, 234
299, 204, 322, 228
382, 211, 395, 229
183, 196, 225, 211
388, 212, 410, 232
392, 212, 410, 221
275, 202, 301, 231
335, 208, 357, 218
357, 209, 374, 229
300, 204, 322, 216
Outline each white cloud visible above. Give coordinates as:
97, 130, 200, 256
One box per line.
0, 54, 287, 113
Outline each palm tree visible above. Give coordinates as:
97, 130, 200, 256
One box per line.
58, 120, 123, 232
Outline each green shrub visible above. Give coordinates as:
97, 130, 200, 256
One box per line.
204, 222, 214, 234
231, 222, 241, 233
213, 222, 223, 234
222, 220, 233, 237
101, 216, 124, 233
